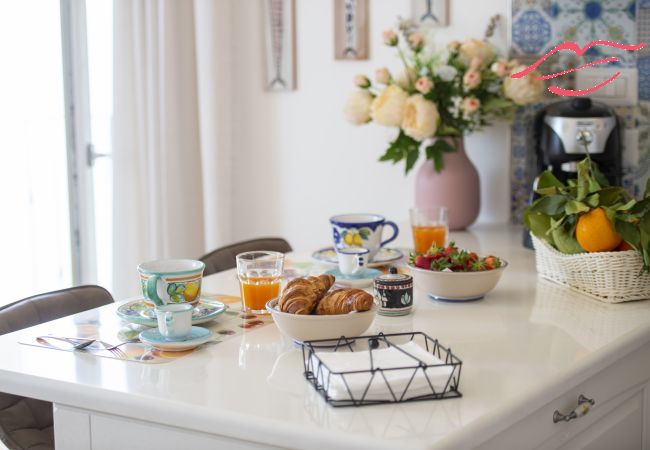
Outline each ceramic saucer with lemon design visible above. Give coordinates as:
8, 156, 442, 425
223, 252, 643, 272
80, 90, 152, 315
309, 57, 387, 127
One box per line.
312, 247, 404, 267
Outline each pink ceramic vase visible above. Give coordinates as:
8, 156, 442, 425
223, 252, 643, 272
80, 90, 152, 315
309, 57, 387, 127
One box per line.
415, 137, 480, 230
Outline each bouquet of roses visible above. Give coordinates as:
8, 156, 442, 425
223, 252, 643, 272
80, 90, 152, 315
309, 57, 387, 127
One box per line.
344, 19, 545, 173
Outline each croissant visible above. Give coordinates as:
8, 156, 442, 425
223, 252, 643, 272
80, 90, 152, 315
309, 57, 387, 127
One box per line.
315, 288, 374, 315
278, 274, 335, 314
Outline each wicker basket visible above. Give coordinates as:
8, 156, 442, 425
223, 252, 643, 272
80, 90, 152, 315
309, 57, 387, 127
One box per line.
530, 234, 650, 303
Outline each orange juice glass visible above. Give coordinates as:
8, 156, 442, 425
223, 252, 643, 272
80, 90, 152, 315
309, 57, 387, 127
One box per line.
410, 207, 448, 253
236, 251, 284, 314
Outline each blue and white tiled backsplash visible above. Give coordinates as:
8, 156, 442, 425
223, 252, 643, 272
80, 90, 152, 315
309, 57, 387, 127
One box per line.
509, 0, 650, 223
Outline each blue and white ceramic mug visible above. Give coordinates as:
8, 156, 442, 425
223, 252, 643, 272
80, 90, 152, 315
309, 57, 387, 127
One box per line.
330, 214, 399, 261
155, 303, 193, 340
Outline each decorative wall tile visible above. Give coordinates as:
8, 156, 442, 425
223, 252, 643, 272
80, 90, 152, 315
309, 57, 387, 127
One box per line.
639, 8, 650, 55
637, 56, 650, 99
513, 10, 553, 53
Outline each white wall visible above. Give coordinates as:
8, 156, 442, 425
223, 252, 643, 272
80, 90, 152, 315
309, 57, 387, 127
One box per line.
227, 0, 510, 251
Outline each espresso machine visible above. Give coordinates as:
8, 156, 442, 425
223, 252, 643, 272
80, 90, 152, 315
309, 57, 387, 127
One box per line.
523, 98, 623, 248
534, 97, 622, 185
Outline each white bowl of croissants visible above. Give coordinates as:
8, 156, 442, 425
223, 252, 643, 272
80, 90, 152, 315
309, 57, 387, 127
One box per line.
266, 274, 376, 343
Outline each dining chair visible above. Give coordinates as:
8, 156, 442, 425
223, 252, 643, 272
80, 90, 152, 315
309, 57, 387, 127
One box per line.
0, 285, 114, 450
200, 237, 293, 276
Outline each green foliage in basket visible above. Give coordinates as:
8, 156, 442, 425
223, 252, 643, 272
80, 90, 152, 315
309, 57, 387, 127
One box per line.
524, 157, 650, 272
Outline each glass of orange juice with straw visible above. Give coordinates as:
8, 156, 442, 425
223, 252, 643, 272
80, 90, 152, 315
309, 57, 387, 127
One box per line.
410, 207, 448, 253
236, 251, 284, 314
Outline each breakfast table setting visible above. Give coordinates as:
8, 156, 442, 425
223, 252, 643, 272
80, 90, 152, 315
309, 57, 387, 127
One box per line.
0, 206, 649, 449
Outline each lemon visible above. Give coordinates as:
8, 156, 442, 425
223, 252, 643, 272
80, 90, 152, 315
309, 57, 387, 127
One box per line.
353, 233, 363, 246
344, 233, 354, 245
183, 282, 200, 301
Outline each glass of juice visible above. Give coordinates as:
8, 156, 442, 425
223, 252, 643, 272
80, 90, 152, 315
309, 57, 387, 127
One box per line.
236, 251, 284, 314
410, 207, 448, 253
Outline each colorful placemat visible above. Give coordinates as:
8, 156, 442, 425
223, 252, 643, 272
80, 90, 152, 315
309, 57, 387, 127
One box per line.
20, 295, 273, 364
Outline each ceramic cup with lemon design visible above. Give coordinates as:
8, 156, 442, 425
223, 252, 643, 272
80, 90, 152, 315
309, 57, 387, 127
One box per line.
137, 259, 205, 307
330, 214, 399, 261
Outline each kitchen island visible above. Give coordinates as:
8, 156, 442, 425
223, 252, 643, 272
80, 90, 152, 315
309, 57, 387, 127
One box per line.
0, 225, 648, 449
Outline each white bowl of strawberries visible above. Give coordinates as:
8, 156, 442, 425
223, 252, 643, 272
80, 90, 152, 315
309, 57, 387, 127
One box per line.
409, 242, 507, 302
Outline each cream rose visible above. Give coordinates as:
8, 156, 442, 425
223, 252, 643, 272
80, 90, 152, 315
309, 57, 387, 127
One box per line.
344, 90, 373, 125
447, 40, 461, 51
459, 38, 494, 67
370, 85, 408, 127
394, 67, 417, 90
401, 94, 439, 141
504, 66, 545, 105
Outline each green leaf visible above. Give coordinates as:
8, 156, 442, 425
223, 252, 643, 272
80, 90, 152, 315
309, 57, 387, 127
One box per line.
425, 139, 456, 173
405, 148, 419, 174
597, 186, 626, 206
615, 220, 640, 249
586, 193, 600, 207
644, 179, 650, 198
536, 171, 565, 191
551, 225, 585, 254
549, 215, 566, 233
576, 159, 591, 201
483, 98, 513, 111
565, 200, 590, 215
380, 130, 420, 173
616, 199, 637, 211
433, 149, 443, 172
537, 187, 559, 196
529, 195, 567, 216
524, 210, 552, 242
601, 206, 617, 224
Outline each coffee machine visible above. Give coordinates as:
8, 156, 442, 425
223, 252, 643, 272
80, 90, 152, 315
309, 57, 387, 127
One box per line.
523, 98, 623, 248
534, 98, 622, 185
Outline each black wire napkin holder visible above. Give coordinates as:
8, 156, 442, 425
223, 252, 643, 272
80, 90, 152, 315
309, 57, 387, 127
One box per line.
302, 332, 462, 407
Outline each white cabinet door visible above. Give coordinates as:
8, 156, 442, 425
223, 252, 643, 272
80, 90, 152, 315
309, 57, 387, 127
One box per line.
557, 385, 646, 450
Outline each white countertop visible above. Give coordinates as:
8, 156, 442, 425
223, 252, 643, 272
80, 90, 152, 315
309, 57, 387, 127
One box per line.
1, 225, 650, 449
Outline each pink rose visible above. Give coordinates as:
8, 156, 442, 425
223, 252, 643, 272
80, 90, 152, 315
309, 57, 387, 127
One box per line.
375, 67, 391, 85
463, 70, 481, 89
415, 76, 434, 95
408, 33, 425, 51
463, 97, 480, 114
382, 30, 398, 46
354, 74, 371, 88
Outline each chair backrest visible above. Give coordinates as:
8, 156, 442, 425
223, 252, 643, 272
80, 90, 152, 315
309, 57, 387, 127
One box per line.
200, 237, 293, 276
0, 285, 114, 336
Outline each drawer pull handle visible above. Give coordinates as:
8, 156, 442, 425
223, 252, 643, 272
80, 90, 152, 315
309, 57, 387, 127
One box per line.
553, 395, 595, 423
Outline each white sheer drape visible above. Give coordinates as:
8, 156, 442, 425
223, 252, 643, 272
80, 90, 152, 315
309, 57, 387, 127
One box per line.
112, 0, 230, 298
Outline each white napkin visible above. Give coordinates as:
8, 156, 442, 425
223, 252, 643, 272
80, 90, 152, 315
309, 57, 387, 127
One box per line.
311, 341, 454, 401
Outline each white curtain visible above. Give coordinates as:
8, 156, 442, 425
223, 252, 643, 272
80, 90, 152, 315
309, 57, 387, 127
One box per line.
112, 0, 231, 298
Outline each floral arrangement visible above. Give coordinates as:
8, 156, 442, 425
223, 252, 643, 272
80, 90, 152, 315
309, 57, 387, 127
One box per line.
344, 19, 545, 173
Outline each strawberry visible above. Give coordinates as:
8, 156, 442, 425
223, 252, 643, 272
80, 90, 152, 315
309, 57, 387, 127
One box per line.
415, 255, 436, 269
484, 256, 500, 270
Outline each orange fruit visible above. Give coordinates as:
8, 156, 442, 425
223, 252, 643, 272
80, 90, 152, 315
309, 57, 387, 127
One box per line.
576, 207, 622, 252
615, 240, 634, 251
